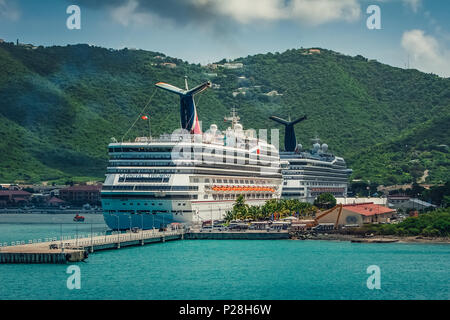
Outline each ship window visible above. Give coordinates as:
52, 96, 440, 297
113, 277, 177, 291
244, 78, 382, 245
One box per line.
223, 179, 228, 183
205, 179, 210, 183
204, 195, 208, 199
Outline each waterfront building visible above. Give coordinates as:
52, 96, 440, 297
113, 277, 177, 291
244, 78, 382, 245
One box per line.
388, 195, 436, 211
317, 202, 396, 226
0, 190, 32, 207
59, 185, 102, 206
336, 197, 387, 206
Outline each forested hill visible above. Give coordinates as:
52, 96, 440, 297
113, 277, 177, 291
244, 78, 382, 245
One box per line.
0, 42, 449, 185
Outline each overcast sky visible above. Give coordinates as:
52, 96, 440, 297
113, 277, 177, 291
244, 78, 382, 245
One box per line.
0, 0, 449, 77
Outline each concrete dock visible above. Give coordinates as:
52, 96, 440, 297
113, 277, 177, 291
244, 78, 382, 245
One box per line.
0, 229, 184, 264
187, 230, 290, 240
0, 229, 291, 264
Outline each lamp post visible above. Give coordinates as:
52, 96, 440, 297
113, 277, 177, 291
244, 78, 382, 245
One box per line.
129, 215, 132, 240
111, 214, 120, 244
152, 213, 155, 231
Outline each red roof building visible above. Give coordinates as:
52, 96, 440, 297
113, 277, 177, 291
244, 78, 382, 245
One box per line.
343, 203, 394, 216
0, 190, 32, 207
59, 185, 102, 205
47, 197, 66, 207
317, 202, 396, 226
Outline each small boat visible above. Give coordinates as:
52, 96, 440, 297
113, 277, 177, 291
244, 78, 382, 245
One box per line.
73, 214, 85, 222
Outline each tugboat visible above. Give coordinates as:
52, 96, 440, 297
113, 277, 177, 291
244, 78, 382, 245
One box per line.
73, 214, 85, 222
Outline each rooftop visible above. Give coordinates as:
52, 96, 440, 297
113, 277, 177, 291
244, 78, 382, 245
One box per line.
343, 202, 395, 216
61, 185, 102, 192
0, 190, 31, 196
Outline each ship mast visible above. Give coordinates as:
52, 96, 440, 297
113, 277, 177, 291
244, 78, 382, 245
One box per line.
224, 107, 240, 130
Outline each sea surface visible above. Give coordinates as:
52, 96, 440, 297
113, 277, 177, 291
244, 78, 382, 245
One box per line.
0, 214, 449, 300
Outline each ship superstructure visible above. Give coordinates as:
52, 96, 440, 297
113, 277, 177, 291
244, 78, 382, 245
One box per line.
101, 80, 282, 230
270, 116, 352, 203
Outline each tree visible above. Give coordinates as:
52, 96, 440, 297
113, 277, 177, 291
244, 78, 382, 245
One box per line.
313, 193, 337, 210
232, 195, 249, 220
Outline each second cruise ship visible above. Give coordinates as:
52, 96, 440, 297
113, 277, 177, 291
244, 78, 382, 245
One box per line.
270, 115, 352, 203
101, 80, 282, 230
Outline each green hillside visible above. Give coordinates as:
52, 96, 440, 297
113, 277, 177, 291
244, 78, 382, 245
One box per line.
0, 43, 449, 185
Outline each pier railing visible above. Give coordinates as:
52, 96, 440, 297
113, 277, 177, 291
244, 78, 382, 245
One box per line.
0, 229, 184, 251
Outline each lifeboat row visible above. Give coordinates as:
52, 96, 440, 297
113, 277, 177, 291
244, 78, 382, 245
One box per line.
211, 186, 276, 193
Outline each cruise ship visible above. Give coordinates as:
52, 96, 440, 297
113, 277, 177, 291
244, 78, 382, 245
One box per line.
101, 80, 282, 230
270, 115, 352, 203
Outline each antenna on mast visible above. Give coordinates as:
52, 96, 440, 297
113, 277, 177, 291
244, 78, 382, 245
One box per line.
224, 106, 240, 129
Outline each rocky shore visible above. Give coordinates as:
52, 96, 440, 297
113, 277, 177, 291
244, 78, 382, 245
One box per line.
291, 233, 450, 244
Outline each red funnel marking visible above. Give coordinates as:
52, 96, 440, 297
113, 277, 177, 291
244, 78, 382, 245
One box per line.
192, 114, 202, 134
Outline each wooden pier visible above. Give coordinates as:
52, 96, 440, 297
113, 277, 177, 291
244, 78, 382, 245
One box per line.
0, 229, 185, 264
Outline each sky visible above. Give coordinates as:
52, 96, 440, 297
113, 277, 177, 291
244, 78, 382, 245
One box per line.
0, 0, 449, 77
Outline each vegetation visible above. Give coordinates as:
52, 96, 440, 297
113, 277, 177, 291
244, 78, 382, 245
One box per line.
0, 43, 449, 184
313, 193, 336, 209
353, 208, 450, 237
224, 195, 318, 222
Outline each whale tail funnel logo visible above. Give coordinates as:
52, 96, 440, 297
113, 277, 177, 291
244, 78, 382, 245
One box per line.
270, 115, 307, 152
155, 80, 211, 134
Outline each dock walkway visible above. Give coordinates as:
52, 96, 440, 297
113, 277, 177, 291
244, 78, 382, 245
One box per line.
0, 229, 184, 264
0, 229, 291, 264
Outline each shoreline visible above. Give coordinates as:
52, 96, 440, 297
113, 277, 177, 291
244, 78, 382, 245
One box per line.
304, 233, 450, 244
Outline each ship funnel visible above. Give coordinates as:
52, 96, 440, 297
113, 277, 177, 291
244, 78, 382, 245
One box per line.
155, 80, 211, 134
269, 115, 307, 152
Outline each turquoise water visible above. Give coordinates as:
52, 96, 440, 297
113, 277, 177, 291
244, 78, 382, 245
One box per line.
0, 214, 449, 300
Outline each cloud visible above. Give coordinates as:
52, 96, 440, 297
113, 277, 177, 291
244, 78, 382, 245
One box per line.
109, 0, 156, 26
402, 0, 421, 13
73, 0, 361, 28
401, 29, 450, 77
0, 0, 20, 21
290, 0, 361, 26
